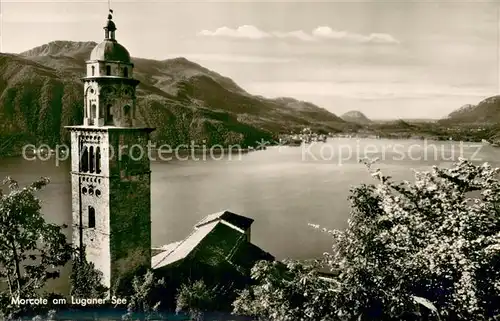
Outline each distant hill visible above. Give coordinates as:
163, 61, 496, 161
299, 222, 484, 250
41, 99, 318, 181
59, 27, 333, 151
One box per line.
374, 119, 416, 129
443, 96, 500, 124
340, 110, 372, 124
0, 41, 348, 155
21, 40, 96, 60
373, 118, 438, 124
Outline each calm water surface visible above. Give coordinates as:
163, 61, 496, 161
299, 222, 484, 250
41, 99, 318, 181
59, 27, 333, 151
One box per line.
1, 138, 499, 262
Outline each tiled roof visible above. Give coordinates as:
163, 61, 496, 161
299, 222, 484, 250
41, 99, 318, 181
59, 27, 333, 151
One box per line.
152, 221, 218, 269
152, 211, 260, 270
160, 241, 182, 251
229, 241, 275, 269
151, 241, 182, 257
195, 210, 254, 231
151, 241, 181, 253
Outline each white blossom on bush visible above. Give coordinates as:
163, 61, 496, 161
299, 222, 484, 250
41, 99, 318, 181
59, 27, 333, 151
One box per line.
233, 159, 500, 320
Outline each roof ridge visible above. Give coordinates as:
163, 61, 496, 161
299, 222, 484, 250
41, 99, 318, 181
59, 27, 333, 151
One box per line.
225, 232, 247, 262
153, 221, 219, 268
195, 210, 254, 226
153, 229, 197, 268
194, 210, 226, 227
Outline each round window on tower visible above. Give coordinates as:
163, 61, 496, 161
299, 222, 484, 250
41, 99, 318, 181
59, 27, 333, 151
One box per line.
89, 188, 94, 196
96, 189, 101, 197
82, 187, 87, 194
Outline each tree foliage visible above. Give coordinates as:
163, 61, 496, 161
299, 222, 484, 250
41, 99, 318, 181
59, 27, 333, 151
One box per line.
121, 270, 165, 321
176, 279, 218, 321
233, 260, 338, 321
233, 159, 500, 320
0, 177, 72, 316
70, 246, 108, 299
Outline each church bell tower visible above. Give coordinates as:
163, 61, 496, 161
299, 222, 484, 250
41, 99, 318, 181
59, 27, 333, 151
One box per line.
66, 11, 154, 290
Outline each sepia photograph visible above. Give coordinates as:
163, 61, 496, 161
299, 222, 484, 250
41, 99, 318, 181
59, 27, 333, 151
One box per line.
0, 0, 500, 320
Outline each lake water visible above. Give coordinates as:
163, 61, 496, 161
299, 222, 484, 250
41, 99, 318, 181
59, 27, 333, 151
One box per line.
1, 138, 499, 273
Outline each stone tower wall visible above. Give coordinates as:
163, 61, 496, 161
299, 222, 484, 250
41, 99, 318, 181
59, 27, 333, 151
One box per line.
98, 82, 137, 127
108, 128, 152, 288
70, 127, 153, 289
68, 14, 153, 292
70, 129, 113, 288
84, 79, 137, 127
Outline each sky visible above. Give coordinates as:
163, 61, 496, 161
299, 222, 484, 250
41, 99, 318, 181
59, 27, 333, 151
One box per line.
1, 0, 499, 119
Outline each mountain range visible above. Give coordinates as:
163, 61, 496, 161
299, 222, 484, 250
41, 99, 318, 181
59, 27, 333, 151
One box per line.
0, 41, 351, 155
443, 96, 500, 124
2, 39, 500, 156
340, 110, 372, 124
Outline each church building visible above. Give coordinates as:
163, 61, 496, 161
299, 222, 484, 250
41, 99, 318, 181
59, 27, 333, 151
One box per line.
66, 12, 154, 289
66, 11, 273, 293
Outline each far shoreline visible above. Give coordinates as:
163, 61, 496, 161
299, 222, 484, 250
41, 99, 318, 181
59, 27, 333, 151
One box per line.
0, 136, 494, 160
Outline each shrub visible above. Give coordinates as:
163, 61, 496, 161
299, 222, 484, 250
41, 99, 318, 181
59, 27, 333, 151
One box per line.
234, 159, 500, 320
122, 270, 165, 320
176, 280, 218, 321
233, 260, 338, 321
70, 246, 108, 299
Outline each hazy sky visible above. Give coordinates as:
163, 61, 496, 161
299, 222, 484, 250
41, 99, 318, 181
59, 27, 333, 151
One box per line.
1, 0, 499, 119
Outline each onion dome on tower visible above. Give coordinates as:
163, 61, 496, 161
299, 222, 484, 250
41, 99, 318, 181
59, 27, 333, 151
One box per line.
83, 10, 139, 127
89, 13, 131, 63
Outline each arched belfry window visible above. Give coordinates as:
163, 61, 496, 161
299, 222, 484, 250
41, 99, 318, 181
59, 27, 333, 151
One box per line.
106, 104, 113, 124
89, 146, 95, 173
123, 105, 131, 116
96, 147, 101, 174
91, 66, 95, 76
90, 104, 97, 120
106, 65, 111, 76
123, 67, 128, 78
81, 146, 89, 172
88, 206, 96, 228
